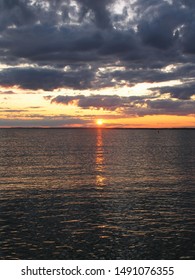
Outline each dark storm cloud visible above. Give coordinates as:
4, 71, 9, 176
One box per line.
0, 67, 94, 90
182, 22, 195, 54
180, 0, 195, 8
100, 29, 138, 55
0, 0, 195, 116
122, 98, 195, 116
51, 94, 195, 117
145, 99, 195, 116
110, 67, 174, 84
137, 2, 184, 49
132, 0, 195, 55
151, 82, 195, 100
0, 24, 139, 64
0, 0, 35, 30
51, 94, 158, 112
76, 0, 113, 29
51, 94, 126, 110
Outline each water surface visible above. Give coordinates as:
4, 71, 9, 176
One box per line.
0, 128, 194, 259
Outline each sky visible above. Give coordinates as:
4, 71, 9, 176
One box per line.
0, 0, 195, 128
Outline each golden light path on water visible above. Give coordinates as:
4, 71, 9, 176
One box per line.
96, 129, 106, 189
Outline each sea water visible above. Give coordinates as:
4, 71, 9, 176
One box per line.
0, 128, 194, 259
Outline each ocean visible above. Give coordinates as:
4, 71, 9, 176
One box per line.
0, 128, 194, 259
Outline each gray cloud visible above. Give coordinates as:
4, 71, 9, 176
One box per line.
0, 0, 35, 31
0, 67, 94, 90
0, 115, 88, 127
51, 94, 126, 110
182, 22, 195, 54
137, 2, 185, 49
50, 94, 195, 116
151, 82, 195, 100
0, 0, 195, 117
145, 99, 195, 116
0, 90, 15, 94
123, 98, 195, 116
0, 109, 28, 112
76, 0, 114, 29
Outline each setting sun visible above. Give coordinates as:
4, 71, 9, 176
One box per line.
96, 119, 103, 126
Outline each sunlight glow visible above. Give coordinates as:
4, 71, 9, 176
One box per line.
96, 119, 103, 126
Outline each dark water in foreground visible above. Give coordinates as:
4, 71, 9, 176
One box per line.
0, 128, 195, 260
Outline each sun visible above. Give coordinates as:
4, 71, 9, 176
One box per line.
96, 119, 103, 126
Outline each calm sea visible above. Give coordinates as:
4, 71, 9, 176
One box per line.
0, 128, 194, 260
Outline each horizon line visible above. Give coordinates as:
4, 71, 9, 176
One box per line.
0, 127, 195, 130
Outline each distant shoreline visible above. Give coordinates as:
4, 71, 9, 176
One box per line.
0, 127, 195, 130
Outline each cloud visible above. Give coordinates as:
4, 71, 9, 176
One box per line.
76, 0, 114, 29
0, 115, 89, 127
51, 94, 126, 110
0, 67, 94, 90
0, 0, 35, 31
122, 98, 195, 116
145, 99, 195, 116
50, 94, 195, 116
43, 95, 53, 101
182, 22, 195, 54
0, 90, 15, 94
0, 0, 195, 119
151, 82, 195, 100
0, 109, 28, 112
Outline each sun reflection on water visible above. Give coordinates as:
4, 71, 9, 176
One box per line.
95, 129, 106, 188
